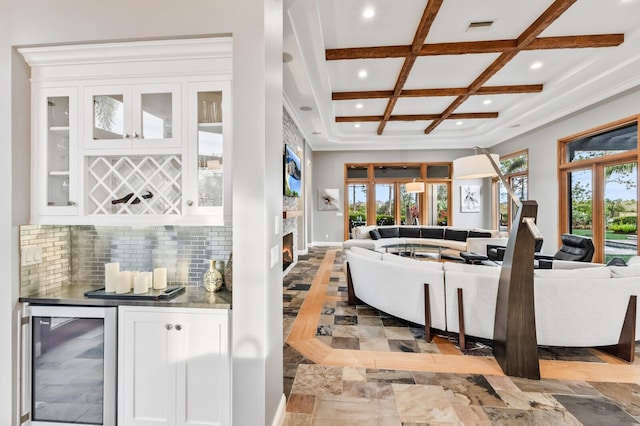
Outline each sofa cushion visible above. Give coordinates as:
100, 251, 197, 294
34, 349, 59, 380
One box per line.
378, 227, 399, 238
445, 228, 468, 242
534, 266, 611, 279
420, 227, 444, 239
627, 256, 640, 267
468, 230, 492, 238
369, 229, 382, 240
609, 265, 640, 278
353, 225, 375, 239
443, 262, 500, 275
350, 246, 383, 261
382, 253, 444, 271
399, 227, 421, 238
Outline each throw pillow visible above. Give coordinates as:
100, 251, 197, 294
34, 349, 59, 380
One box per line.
369, 229, 382, 240
353, 225, 376, 239
378, 227, 399, 238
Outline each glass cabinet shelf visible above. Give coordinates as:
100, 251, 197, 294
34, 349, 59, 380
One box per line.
49, 126, 70, 134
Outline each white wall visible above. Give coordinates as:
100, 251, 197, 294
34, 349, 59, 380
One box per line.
311, 149, 494, 243
1, 0, 283, 425
492, 85, 640, 253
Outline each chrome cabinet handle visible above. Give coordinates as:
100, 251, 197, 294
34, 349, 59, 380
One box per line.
186, 200, 194, 207
175, 324, 182, 331
131, 132, 139, 139
122, 132, 130, 139
165, 324, 173, 331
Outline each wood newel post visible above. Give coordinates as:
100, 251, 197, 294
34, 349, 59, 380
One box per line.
492, 200, 541, 379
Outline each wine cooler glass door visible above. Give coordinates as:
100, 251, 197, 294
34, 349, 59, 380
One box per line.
28, 305, 116, 426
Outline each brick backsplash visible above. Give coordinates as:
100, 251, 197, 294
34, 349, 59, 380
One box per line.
20, 225, 232, 295
20, 226, 71, 296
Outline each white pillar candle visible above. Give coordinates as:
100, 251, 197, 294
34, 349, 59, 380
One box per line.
133, 274, 149, 294
130, 271, 139, 290
115, 271, 131, 294
143, 271, 153, 289
153, 267, 167, 290
104, 262, 120, 293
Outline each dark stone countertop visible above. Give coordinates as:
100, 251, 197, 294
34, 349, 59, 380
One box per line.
19, 283, 232, 310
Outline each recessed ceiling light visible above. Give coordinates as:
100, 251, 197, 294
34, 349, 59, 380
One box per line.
355, 103, 363, 109
282, 52, 294, 63
483, 99, 492, 105
530, 61, 543, 70
354, 123, 361, 128
299, 106, 312, 112
456, 121, 463, 126
358, 69, 368, 79
363, 7, 375, 19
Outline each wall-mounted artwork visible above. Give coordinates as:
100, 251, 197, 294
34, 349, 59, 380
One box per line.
460, 185, 480, 212
284, 145, 302, 197
318, 188, 340, 211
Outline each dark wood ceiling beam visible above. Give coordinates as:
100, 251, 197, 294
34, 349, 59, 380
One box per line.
517, 0, 577, 48
476, 84, 543, 95
337, 112, 498, 123
332, 90, 395, 100
332, 84, 543, 100
378, 0, 443, 135
411, 0, 443, 54
525, 34, 624, 50
325, 45, 410, 60
326, 34, 622, 60
424, 0, 577, 134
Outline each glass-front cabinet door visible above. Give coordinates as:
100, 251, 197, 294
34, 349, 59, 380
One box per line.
37, 87, 79, 216
84, 83, 181, 150
185, 81, 232, 224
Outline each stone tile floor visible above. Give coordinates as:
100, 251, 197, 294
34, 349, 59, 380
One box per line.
283, 246, 640, 425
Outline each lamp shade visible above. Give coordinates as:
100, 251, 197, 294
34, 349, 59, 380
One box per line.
453, 153, 500, 179
405, 181, 425, 193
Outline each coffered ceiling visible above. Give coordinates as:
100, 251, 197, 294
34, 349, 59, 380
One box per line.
283, 0, 640, 151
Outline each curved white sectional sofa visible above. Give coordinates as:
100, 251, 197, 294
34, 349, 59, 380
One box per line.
345, 247, 640, 357
343, 225, 508, 258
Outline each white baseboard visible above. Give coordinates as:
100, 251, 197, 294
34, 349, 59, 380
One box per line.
296, 248, 308, 255
272, 394, 286, 426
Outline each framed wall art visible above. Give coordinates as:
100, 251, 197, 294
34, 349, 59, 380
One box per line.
460, 185, 480, 213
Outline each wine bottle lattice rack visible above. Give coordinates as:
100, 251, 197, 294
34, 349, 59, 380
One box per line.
87, 155, 182, 215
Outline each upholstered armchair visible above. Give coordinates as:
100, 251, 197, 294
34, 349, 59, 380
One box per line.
534, 233, 595, 268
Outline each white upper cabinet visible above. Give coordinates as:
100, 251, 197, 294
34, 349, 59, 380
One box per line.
84, 83, 181, 151
184, 81, 232, 220
19, 37, 232, 226
33, 87, 80, 218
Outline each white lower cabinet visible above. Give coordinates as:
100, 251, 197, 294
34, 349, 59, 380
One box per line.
118, 306, 230, 426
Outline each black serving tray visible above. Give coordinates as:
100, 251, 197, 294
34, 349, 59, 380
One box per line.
84, 285, 185, 301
